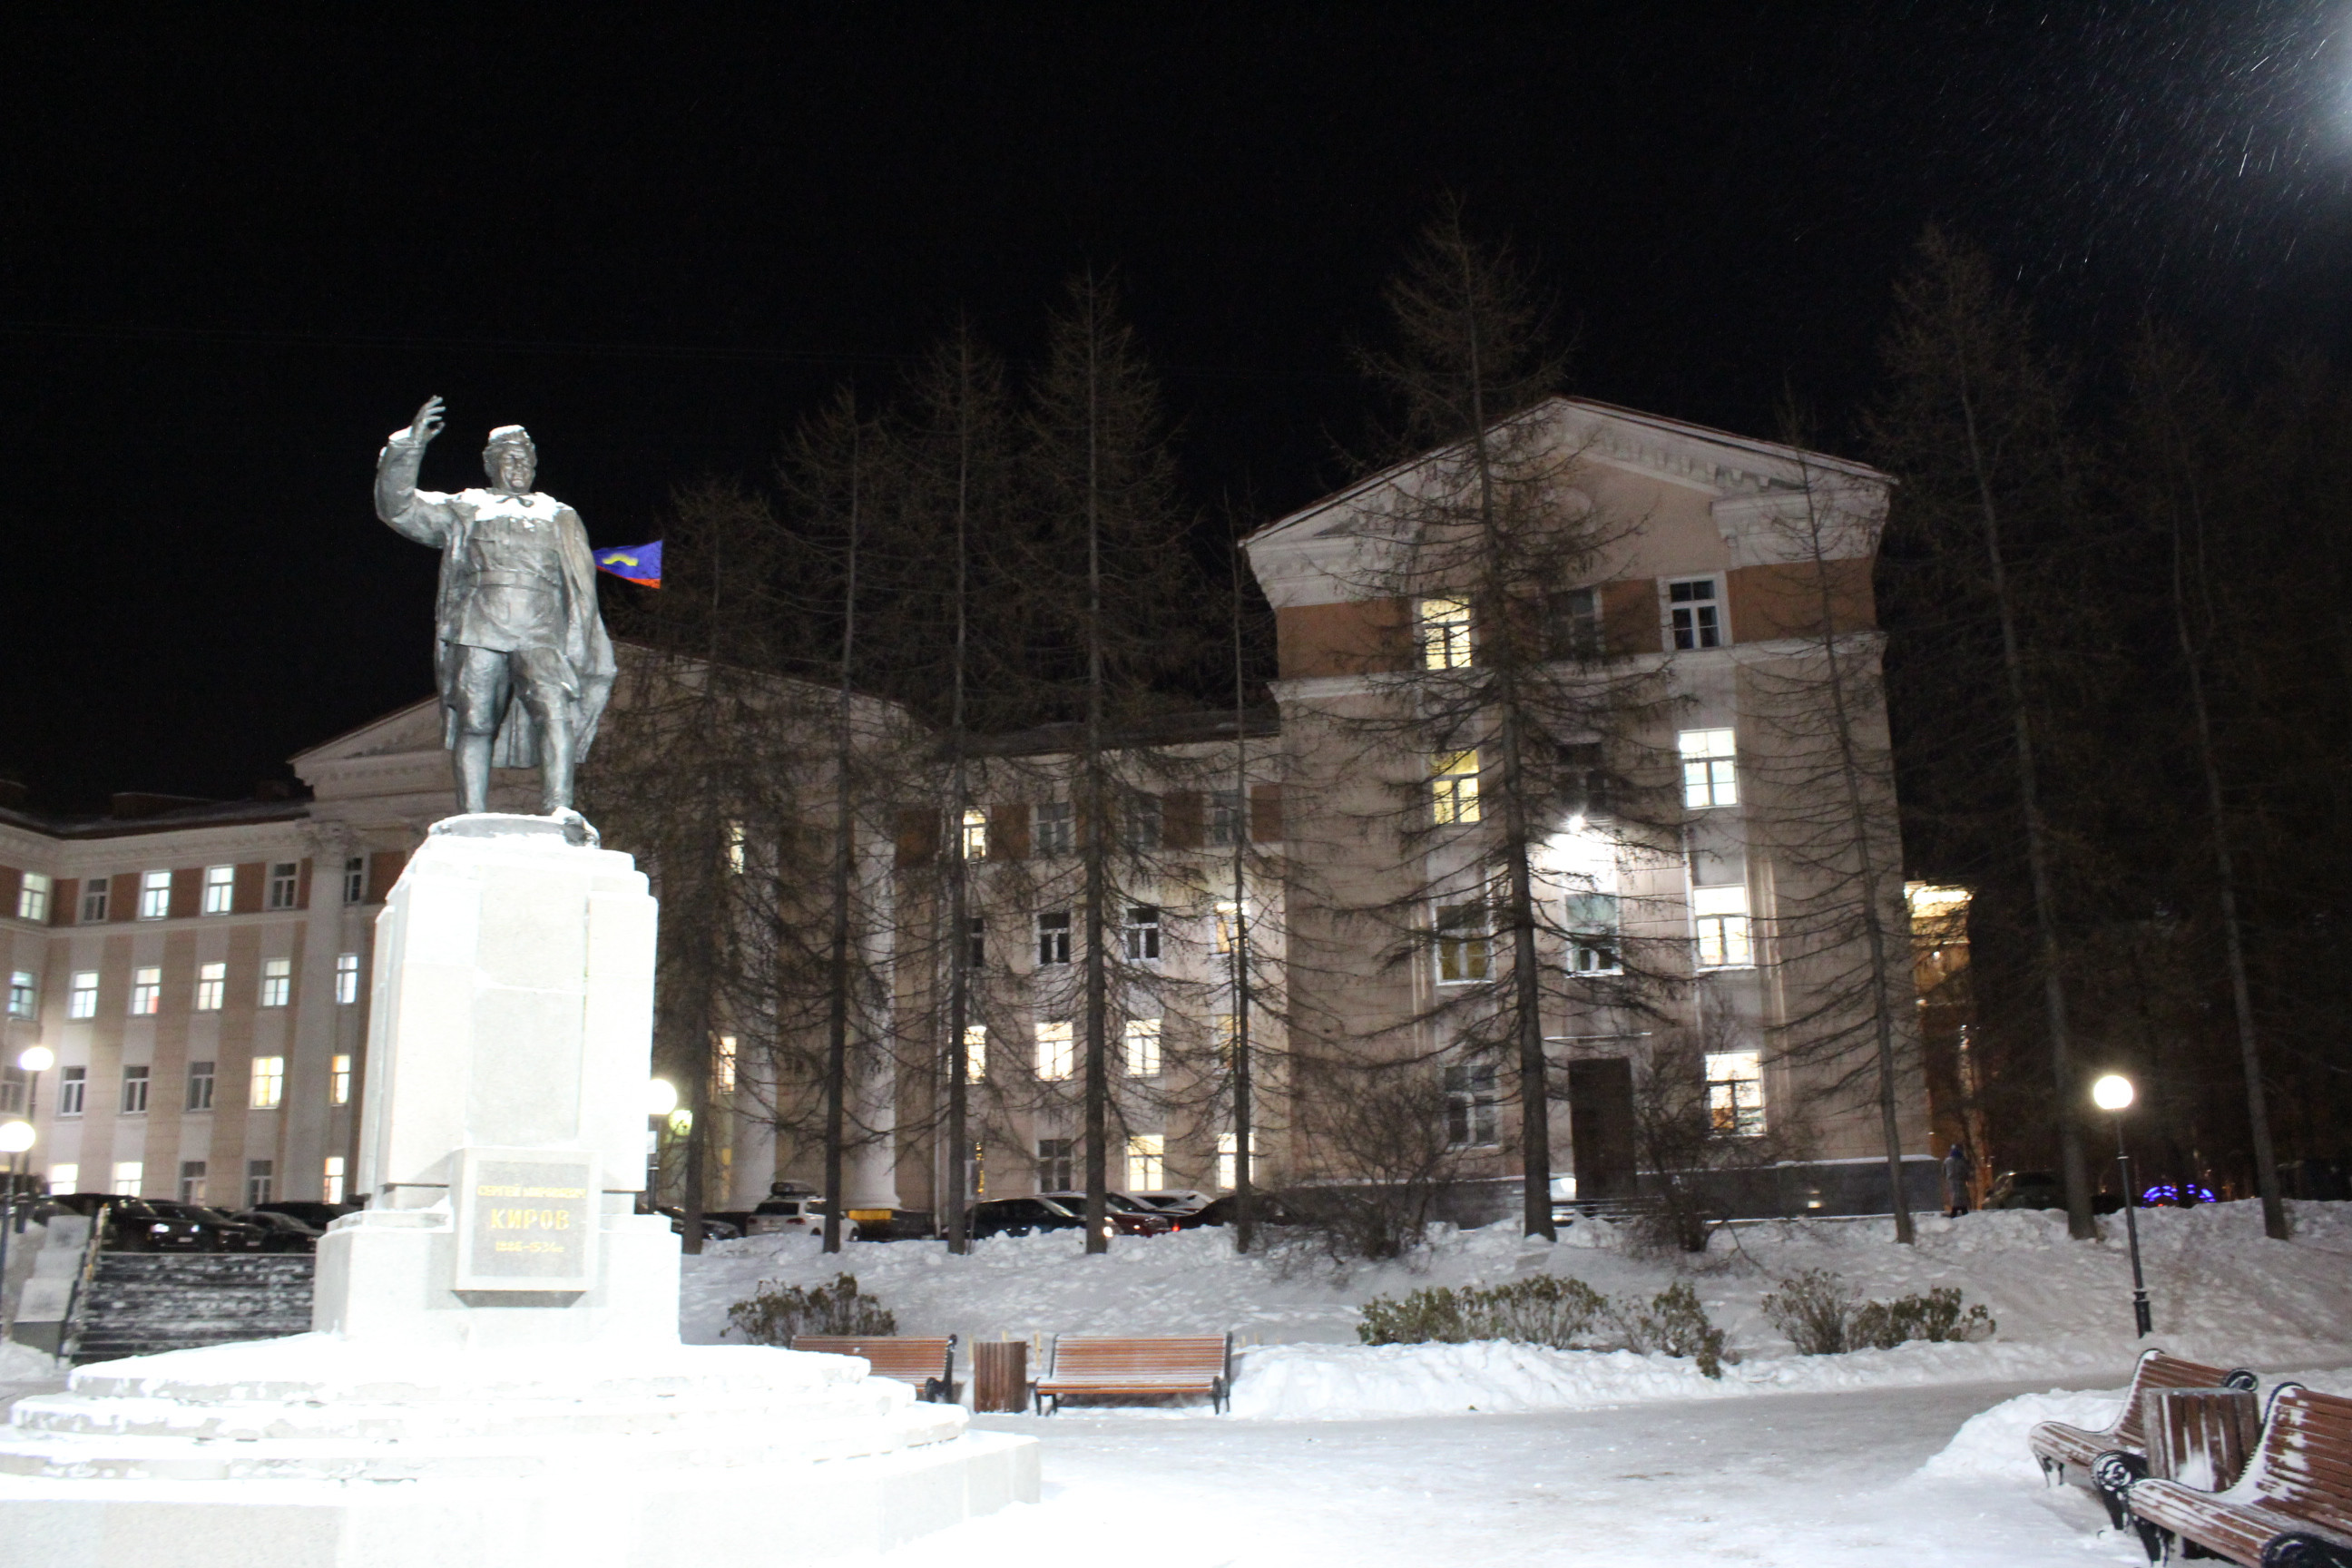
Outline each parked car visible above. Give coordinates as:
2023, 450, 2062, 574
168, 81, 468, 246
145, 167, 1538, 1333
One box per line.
1187, 1191, 1307, 1229
1130, 1190, 1212, 1220
105, 1200, 265, 1252
655, 1206, 745, 1242
744, 1196, 859, 1241
1034, 1192, 1175, 1238
249, 1200, 359, 1230
965, 1195, 1087, 1240
234, 1209, 325, 1253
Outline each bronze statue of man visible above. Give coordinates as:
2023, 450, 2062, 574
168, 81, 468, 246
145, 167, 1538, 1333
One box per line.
376, 396, 616, 818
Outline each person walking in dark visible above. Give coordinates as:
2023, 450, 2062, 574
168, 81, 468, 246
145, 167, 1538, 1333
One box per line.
1943, 1140, 1973, 1217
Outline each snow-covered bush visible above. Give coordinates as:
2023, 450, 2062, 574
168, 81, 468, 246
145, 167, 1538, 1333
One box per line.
1611, 1281, 1729, 1378
1764, 1269, 1993, 1354
728, 1272, 896, 1345
1762, 1268, 1859, 1355
1357, 1275, 1724, 1378
1849, 1286, 1994, 1349
1357, 1277, 1608, 1350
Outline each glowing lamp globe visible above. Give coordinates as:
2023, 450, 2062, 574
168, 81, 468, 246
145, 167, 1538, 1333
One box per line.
0, 1121, 34, 1154
646, 1078, 679, 1117
16, 1045, 54, 1073
2091, 1073, 2135, 1112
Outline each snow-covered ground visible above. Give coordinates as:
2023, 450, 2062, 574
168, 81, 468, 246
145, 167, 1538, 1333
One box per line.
684, 1199, 2352, 1416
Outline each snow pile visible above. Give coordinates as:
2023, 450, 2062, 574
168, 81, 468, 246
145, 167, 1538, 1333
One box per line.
681, 1200, 2352, 1417
0, 1341, 61, 1383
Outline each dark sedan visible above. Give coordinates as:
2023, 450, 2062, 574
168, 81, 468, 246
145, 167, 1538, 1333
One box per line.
234, 1209, 326, 1253
106, 1200, 265, 1251
966, 1196, 1088, 1240
1035, 1192, 1174, 1237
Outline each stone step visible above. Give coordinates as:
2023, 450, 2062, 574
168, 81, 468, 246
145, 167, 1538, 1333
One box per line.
69, 1254, 316, 1363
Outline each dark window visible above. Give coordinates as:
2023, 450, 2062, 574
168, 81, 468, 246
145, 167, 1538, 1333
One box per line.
965, 916, 985, 969
1035, 1139, 1075, 1191
1668, 579, 1721, 651
121, 1064, 150, 1115
1034, 802, 1074, 857
59, 1066, 86, 1116
342, 856, 367, 904
266, 862, 299, 911
1445, 1063, 1500, 1147
1037, 911, 1072, 966
1127, 795, 1161, 851
1207, 790, 1244, 849
186, 1061, 215, 1112
1565, 894, 1622, 975
1546, 586, 1602, 660
1124, 906, 1161, 962
247, 1160, 275, 1207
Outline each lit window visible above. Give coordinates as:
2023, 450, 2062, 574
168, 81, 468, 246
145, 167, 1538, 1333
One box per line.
260, 957, 292, 1007
202, 865, 235, 915
342, 856, 367, 904
112, 1161, 143, 1197
128, 966, 162, 1015
180, 1161, 207, 1204
714, 1034, 738, 1094
16, 872, 51, 922
250, 1055, 286, 1110
1124, 1017, 1161, 1077
1445, 1063, 1500, 1148
1432, 750, 1481, 825
1420, 597, 1472, 670
247, 1160, 274, 1206
121, 1063, 149, 1114
335, 952, 359, 1005
266, 861, 299, 910
47, 1163, 77, 1195
323, 1155, 347, 1204
58, 1067, 86, 1116
137, 869, 172, 919
68, 971, 99, 1019
1668, 578, 1722, 650
80, 879, 109, 923
1692, 884, 1753, 969
1124, 906, 1161, 963
1034, 801, 1074, 857
329, 1054, 352, 1105
1565, 892, 1622, 975
1035, 1020, 1073, 1082
1680, 730, 1739, 809
1125, 1133, 1165, 1191
963, 1024, 986, 1083
960, 808, 989, 860
186, 1060, 215, 1112
1706, 1050, 1765, 1136
724, 819, 746, 876
194, 961, 226, 1011
1214, 900, 1241, 956
1216, 1132, 1260, 1191
1036, 911, 1072, 967
1436, 904, 1491, 984
6, 970, 34, 1019
1035, 1138, 1074, 1191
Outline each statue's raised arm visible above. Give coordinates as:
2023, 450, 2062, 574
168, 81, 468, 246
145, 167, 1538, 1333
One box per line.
376, 395, 457, 545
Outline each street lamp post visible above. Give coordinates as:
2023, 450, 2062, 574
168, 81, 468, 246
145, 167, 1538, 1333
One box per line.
2092, 1073, 2152, 1337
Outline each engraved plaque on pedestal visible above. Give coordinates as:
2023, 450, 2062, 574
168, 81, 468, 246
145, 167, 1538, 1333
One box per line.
452, 1147, 600, 1293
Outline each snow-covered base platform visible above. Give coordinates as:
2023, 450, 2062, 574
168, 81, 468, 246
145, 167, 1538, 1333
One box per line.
0, 1335, 1039, 1568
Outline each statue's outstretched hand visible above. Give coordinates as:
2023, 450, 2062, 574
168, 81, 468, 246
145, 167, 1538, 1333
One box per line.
407, 396, 446, 446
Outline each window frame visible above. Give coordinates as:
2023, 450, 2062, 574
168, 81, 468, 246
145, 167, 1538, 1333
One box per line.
1691, 883, 1754, 970
329, 1054, 352, 1106
1705, 1049, 1766, 1137
959, 808, 989, 861
1419, 596, 1473, 671
1035, 911, 1072, 967
335, 952, 360, 1005
265, 861, 299, 911
1034, 1020, 1074, 1082
79, 879, 110, 923
1435, 902, 1493, 985
962, 1024, 986, 1083
1123, 1016, 1162, 1078
260, 956, 292, 1007
186, 1059, 215, 1112
250, 1054, 286, 1110
128, 965, 162, 1015
180, 1160, 207, 1205
120, 1063, 150, 1115
1034, 1138, 1075, 1192
1034, 800, 1074, 858
67, 970, 99, 1019
1432, 750, 1482, 826
5, 969, 34, 1019
1123, 906, 1161, 963
1678, 728, 1740, 810
342, 856, 368, 904
1564, 891, 1623, 975
15, 871, 51, 922
1666, 575, 1725, 651
137, 869, 172, 920
1444, 1063, 1501, 1149
58, 1066, 87, 1117
201, 865, 236, 915
1125, 1133, 1165, 1191
194, 960, 227, 1012
247, 1159, 274, 1207
323, 1155, 347, 1204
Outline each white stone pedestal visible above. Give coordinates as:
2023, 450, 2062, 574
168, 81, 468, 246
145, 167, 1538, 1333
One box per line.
0, 815, 1036, 1563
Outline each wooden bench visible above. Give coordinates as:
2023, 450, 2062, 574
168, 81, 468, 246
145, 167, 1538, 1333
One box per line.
791, 1335, 957, 1404
2125, 1385, 2352, 1567
2028, 1348, 2257, 1525
1033, 1334, 1231, 1415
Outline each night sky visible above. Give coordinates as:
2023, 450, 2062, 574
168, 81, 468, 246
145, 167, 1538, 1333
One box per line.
6, 5, 2350, 811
